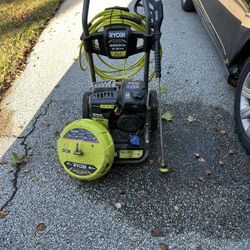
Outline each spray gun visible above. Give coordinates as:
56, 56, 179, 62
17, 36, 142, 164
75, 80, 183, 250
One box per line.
151, 0, 169, 172
132, 0, 168, 172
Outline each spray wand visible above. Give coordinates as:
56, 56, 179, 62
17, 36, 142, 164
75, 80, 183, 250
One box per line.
152, 0, 170, 172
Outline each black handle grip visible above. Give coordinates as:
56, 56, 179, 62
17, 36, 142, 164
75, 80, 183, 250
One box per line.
151, 0, 163, 79
105, 6, 129, 12
154, 38, 161, 79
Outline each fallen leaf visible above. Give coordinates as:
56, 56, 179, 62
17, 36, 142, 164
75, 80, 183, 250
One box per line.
195, 153, 201, 159
20, 168, 30, 174
132, 237, 144, 247
165, 185, 171, 193
162, 112, 174, 122
44, 122, 51, 128
219, 161, 225, 166
196, 176, 204, 182
11, 152, 28, 167
142, 191, 149, 198
30, 176, 38, 181
187, 115, 196, 123
198, 157, 206, 163
219, 92, 224, 97
18, 157, 29, 165
0, 210, 9, 218
195, 154, 206, 163
36, 223, 47, 231
205, 170, 212, 176
220, 129, 226, 134
228, 149, 236, 155
115, 202, 122, 209
173, 204, 181, 212
160, 243, 169, 250
0, 160, 8, 165
160, 86, 168, 94
148, 159, 155, 165
151, 228, 165, 237
195, 244, 202, 250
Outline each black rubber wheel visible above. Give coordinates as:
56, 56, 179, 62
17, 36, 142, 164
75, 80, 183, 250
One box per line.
82, 91, 91, 118
149, 90, 158, 132
234, 57, 250, 153
181, 0, 195, 12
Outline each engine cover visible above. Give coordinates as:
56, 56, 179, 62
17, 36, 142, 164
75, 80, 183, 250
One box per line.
118, 79, 147, 112
87, 79, 147, 132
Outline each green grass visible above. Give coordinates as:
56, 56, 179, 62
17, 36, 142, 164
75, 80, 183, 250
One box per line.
0, 0, 63, 93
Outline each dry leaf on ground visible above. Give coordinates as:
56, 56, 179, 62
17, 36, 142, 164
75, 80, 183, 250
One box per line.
195, 153, 201, 158
173, 204, 181, 212
198, 157, 206, 163
36, 223, 47, 231
165, 185, 171, 193
142, 191, 149, 198
20, 168, 30, 174
205, 170, 212, 176
151, 228, 165, 237
0, 160, 8, 165
115, 202, 122, 209
195, 154, 206, 163
160, 243, 169, 250
187, 115, 196, 123
132, 238, 144, 247
196, 176, 204, 182
30, 176, 38, 181
220, 129, 226, 134
0, 210, 9, 218
219, 161, 225, 166
228, 149, 236, 155
148, 159, 155, 165
195, 244, 202, 250
160, 86, 168, 94
162, 112, 174, 122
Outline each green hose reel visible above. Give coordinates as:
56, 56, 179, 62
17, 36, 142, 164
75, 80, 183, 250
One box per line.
78, 8, 160, 81
57, 119, 115, 181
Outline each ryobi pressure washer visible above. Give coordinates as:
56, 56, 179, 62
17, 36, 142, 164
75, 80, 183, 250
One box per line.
57, 0, 167, 180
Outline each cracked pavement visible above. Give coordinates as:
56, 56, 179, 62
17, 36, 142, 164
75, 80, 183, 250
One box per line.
0, 0, 250, 249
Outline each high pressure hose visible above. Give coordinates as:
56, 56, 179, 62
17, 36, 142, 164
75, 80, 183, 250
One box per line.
78, 8, 159, 81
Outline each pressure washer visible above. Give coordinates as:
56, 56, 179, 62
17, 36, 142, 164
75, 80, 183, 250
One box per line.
57, 0, 167, 180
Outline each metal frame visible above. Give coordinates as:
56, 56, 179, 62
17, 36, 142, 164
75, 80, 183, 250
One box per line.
81, 0, 153, 164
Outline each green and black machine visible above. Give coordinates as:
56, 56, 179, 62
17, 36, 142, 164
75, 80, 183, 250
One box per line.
57, 0, 167, 180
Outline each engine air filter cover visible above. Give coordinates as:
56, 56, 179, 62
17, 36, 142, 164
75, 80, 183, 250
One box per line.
57, 119, 114, 181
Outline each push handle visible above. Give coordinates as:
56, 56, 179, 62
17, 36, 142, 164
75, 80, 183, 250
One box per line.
82, 0, 96, 82
82, 0, 90, 36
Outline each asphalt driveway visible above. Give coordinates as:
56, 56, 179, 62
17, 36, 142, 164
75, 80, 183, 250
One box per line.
0, 0, 249, 249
